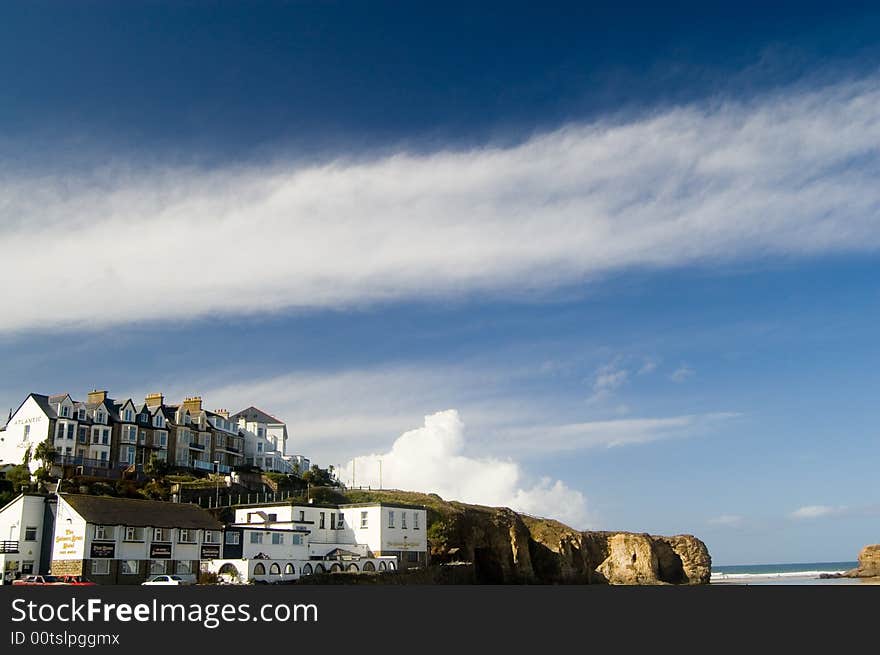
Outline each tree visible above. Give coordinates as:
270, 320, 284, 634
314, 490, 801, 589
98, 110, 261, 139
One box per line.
33, 439, 57, 469
302, 465, 339, 488
5, 465, 31, 491
145, 454, 170, 480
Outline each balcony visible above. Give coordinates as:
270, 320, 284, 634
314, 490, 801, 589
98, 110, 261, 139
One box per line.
188, 441, 205, 451
0, 541, 19, 554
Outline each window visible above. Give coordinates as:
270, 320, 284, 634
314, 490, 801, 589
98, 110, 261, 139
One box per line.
250, 532, 263, 544
91, 560, 110, 575
298, 511, 305, 522
291, 534, 303, 545
337, 513, 344, 530
204, 531, 218, 544
61, 405, 70, 417
414, 513, 420, 530
319, 512, 325, 529
139, 430, 146, 445
402, 512, 407, 529
360, 511, 369, 529
224, 532, 240, 545
95, 525, 114, 540
253, 563, 266, 575
150, 560, 167, 574
155, 415, 164, 428
21, 561, 34, 574
257, 428, 265, 438
100, 451, 108, 462
120, 560, 139, 575
267, 513, 278, 522
330, 514, 336, 530
388, 510, 395, 528
154, 528, 170, 542
24, 526, 38, 541
96, 412, 105, 423
23, 424, 30, 440
78, 427, 87, 443
407, 551, 419, 562
78, 409, 86, 421
124, 409, 133, 422
124, 526, 144, 542
178, 529, 195, 543
257, 442, 263, 453
158, 432, 167, 447
176, 560, 193, 575
271, 533, 283, 545
66, 423, 75, 439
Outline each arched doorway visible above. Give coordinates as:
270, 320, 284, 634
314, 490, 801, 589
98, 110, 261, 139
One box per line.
378, 561, 387, 571
346, 563, 359, 572
330, 563, 342, 573
269, 563, 281, 575
253, 563, 266, 575
284, 563, 295, 575
363, 561, 376, 572
302, 563, 313, 575
314, 564, 325, 574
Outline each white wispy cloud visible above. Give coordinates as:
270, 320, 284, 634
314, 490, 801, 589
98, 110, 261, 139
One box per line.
588, 359, 630, 404
790, 505, 848, 520
341, 409, 593, 529
168, 364, 738, 464
3, 77, 880, 332
670, 364, 695, 382
708, 514, 744, 527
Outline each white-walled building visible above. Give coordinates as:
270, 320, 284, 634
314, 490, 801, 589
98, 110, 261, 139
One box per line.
206, 500, 427, 583
51, 493, 224, 584
231, 407, 293, 474
0, 493, 53, 583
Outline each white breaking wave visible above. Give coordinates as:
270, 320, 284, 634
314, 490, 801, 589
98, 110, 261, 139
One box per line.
711, 570, 846, 581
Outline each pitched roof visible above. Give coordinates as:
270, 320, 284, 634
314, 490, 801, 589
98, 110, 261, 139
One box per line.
230, 406, 285, 425
60, 494, 222, 530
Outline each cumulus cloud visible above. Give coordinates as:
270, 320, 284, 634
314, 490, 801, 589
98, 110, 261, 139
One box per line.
3, 77, 880, 332
340, 410, 592, 529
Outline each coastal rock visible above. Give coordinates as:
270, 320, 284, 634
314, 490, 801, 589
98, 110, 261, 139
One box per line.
596, 533, 661, 584
843, 544, 880, 578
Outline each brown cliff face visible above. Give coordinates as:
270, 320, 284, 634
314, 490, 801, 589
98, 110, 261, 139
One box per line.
342, 490, 711, 584
843, 544, 880, 578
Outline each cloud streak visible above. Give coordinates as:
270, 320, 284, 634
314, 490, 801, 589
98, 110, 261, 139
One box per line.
5, 76, 879, 332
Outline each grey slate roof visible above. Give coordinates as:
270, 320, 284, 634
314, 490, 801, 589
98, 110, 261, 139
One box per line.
61, 494, 222, 530
230, 406, 285, 425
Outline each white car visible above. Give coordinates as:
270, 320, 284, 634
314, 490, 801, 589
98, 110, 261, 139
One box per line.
141, 574, 191, 586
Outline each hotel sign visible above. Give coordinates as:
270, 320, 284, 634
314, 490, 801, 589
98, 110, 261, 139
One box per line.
200, 545, 221, 559
149, 544, 172, 559
90, 542, 115, 559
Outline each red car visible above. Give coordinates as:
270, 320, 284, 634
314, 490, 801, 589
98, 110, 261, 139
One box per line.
58, 575, 97, 586
12, 575, 68, 586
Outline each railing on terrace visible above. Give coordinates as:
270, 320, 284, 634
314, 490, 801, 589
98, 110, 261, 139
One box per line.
0, 541, 19, 554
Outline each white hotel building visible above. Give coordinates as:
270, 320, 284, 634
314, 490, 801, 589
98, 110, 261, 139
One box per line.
207, 501, 428, 583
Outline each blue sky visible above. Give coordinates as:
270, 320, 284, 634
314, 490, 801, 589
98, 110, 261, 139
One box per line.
2, 1, 880, 565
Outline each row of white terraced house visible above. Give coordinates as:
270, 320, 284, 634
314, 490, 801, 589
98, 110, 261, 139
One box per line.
205, 500, 428, 583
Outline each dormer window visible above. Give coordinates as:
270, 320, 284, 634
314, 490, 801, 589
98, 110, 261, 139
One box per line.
96, 412, 105, 424
124, 409, 133, 422
60, 405, 70, 417
154, 415, 164, 428
78, 409, 86, 421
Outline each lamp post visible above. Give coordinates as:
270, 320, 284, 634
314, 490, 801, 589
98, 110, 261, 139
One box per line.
213, 460, 220, 507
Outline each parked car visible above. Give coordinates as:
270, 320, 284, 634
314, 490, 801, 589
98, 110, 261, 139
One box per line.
141, 575, 191, 586
12, 575, 68, 586
57, 575, 97, 586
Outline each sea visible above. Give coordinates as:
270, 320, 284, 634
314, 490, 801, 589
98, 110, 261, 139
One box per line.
711, 561, 864, 585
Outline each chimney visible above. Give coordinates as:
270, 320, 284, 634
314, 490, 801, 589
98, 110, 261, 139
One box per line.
214, 408, 229, 418
182, 396, 203, 413
145, 393, 164, 407
87, 389, 108, 404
